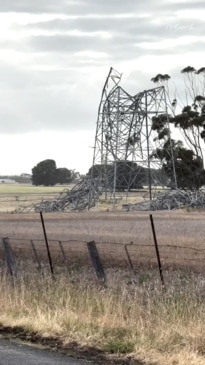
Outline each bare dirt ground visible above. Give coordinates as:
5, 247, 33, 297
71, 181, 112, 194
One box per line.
0, 210, 204, 242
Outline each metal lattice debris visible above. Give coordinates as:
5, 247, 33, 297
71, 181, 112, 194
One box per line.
127, 189, 205, 211
14, 178, 104, 213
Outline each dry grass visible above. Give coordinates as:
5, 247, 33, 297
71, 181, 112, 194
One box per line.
0, 269, 205, 364
0, 210, 205, 270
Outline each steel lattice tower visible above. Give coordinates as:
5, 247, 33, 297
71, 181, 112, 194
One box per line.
92, 67, 177, 201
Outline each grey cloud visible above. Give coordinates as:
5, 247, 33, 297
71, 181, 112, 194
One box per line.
20, 16, 162, 39
14, 13, 204, 55
67, 0, 205, 16
5, 0, 203, 16
17, 27, 205, 60
0, 0, 204, 16
7, 0, 204, 63
29, 34, 109, 53
30, 16, 203, 36
14, 33, 136, 55
164, 0, 205, 11
0, 0, 158, 14
0, 0, 83, 14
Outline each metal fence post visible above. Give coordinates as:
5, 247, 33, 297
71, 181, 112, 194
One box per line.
40, 212, 54, 277
149, 214, 165, 289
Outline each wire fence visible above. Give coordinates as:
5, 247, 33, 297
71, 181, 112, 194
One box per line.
1, 213, 205, 288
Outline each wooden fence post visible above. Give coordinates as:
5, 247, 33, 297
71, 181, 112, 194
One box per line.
125, 242, 135, 274
30, 240, 42, 272
87, 241, 106, 284
2, 237, 17, 276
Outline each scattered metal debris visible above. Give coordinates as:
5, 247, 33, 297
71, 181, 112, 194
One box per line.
13, 178, 104, 213
13, 186, 205, 213
127, 189, 205, 211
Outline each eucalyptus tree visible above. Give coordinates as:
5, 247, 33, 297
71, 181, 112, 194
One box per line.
151, 66, 205, 189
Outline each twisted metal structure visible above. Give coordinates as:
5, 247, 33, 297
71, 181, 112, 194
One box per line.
92, 67, 176, 201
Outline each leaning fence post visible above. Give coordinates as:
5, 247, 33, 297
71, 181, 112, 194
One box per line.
125, 242, 135, 274
87, 241, 106, 284
59, 241, 69, 271
40, 212, 54, 277
149, 214, 165, 289
2, 237, 17, 276
30, 240, 42, 272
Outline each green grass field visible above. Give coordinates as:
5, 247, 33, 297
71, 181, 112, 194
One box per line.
0, 183, 71, 195
0, 183, 74, 212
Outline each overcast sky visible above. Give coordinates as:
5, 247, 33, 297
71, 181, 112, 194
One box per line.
0, 0, 204, 175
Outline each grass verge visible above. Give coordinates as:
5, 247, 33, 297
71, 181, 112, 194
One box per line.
0, 269, 205, 365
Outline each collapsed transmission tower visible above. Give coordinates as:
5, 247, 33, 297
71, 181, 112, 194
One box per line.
91, 67, 176, 202
16, 67, 177, 213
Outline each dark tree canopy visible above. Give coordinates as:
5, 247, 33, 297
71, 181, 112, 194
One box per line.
151, 140, 205, 189
32, 160, 72, 186
88, 161, 165, 190
55, 167, 72, 184
112, 161, 145, 190
32, 159, 57, 186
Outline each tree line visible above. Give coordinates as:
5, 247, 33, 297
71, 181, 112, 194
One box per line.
32, 159, 76, 186
87, 162, 167, 190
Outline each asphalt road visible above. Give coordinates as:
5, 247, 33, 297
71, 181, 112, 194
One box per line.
0, 340, 92, 365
